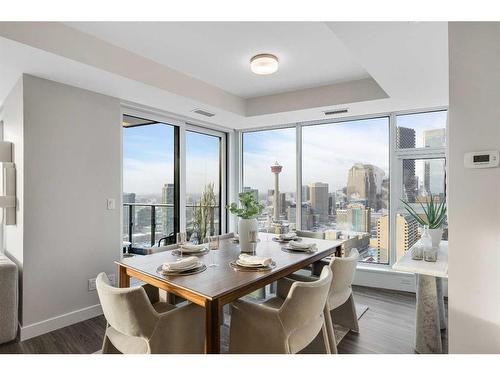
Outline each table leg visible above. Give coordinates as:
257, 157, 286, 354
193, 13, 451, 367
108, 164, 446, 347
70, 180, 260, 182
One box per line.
436, 278, 447, 330
204, 299, 220, 354
118, 265, 130, 288
415, 274, 442, 353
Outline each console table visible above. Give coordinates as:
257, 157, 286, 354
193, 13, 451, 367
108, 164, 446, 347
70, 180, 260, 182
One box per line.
393, 241, 448, 353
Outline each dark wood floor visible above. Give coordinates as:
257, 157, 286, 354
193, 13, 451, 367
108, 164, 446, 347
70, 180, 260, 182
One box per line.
0, 286, 447, 354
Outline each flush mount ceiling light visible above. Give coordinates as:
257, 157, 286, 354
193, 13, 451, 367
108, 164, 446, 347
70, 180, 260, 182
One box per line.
250, 54, 279, 75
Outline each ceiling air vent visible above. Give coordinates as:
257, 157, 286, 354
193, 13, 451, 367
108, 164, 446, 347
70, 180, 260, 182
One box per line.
324, 108, 349, 116
192, 109, 215, 118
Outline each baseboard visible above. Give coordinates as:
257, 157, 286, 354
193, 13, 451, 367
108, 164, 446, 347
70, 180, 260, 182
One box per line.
20, 304, 103, 341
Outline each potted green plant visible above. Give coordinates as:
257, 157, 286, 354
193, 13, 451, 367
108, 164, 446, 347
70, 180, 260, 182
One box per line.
193, 183, 217, 243
227, 192, 264, 252
401, 193, 447, 248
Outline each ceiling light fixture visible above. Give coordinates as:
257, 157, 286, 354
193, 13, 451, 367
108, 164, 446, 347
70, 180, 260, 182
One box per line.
250, 54, 279, 75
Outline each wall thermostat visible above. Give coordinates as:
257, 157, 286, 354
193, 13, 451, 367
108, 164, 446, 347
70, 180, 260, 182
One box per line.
464, 150, 499, 169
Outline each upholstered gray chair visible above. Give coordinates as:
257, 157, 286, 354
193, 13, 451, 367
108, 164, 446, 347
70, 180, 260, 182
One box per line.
0, 254, 18, 344
96, 273, 205, 354
296, 230, 325, 240
279, 248, 360, 353
229, 266, 333, 354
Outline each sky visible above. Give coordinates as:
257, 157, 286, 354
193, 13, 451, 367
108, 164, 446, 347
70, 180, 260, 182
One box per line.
123, 124, 220, 197
123, 110, 447, 200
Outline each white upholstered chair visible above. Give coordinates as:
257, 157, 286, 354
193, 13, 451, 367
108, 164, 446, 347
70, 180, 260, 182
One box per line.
229, 266, 333, 354
96, 273, 205, 354
279, 248, 360, 353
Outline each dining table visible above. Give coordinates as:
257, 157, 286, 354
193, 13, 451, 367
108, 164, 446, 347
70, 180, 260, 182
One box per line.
116, 232, 343, 354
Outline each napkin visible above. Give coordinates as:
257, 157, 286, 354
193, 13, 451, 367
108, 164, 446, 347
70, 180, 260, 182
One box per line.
281, 232, 298, 240
162, 256, 199, 272
237, 254, 272, 267
289, 241, 316, 250
180, 243, 206, 252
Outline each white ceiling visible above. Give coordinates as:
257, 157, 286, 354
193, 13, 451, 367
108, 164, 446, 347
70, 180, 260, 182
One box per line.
66, 22, 369, 99
0, 22, 448, 130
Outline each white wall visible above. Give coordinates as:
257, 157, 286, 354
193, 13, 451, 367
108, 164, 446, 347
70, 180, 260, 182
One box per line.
3, 75, 122, 337
2, 78, 24, 265
448, 22, 500, 353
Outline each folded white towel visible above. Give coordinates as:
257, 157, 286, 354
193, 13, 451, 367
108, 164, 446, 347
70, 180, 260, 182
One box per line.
289, 241, 316, 250
237, 254, 272, 267
180, 243, 206, 252
162, 256, 199, 272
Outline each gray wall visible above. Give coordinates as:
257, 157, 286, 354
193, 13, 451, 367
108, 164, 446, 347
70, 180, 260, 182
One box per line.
448, 22, 500, 353
3, 75, 122, 334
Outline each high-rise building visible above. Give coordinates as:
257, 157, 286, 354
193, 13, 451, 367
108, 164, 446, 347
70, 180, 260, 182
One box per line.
162, 183, 175, 235
302, 185, 310, 202
328, 192, 336, 216
346, 164, 385, 210
376, 213, 418, 263
279, 192, 287, 217
336, 203, 371, 232
397, 127, 417, 201
123, 192, 136, 203
423, 129, 446, 197
243, 186, 259, 202
309, 182, 329, 222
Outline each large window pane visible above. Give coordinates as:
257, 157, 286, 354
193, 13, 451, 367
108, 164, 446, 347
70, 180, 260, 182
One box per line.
186, 131, 222, 240
396, 110, 447, 149
242, 128, 296, 230
402, 158, 446, 203
302, 117, 389, 264
122, 115, 176, 252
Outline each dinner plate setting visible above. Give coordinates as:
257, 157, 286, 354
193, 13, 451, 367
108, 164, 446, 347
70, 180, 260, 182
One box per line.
157, 256, 207, 276
172, 243, 209, 256
229, 254, 276, 272
281, 240, 317, 254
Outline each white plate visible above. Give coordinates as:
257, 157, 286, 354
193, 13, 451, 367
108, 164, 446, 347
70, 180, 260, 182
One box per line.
162, 260, 203, 272
235, 259, 269, 268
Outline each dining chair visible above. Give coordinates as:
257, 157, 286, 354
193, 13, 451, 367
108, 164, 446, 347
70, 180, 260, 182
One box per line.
229, 266, 333, 354
278, 248, 360, 353
218, 232, 235, 240
296, 230, 325, 240
96, 273, 205, 354
144, 243, 179, 255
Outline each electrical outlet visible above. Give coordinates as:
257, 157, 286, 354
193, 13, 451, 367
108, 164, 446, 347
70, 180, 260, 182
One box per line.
106, 198, 116, 210
88, 278, 97, 291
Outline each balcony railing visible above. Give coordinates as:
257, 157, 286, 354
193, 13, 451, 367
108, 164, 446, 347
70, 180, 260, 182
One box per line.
123, 203, 221, 254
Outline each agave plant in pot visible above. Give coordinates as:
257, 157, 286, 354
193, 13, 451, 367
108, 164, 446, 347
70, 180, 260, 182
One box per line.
401, 193, 447, 249
227, 192, 264, 253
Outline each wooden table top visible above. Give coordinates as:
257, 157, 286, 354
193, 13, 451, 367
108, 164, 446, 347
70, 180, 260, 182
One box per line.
116, 233, 342, 301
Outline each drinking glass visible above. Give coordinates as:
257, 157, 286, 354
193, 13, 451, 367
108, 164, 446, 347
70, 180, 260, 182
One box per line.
204, 236, 218, 268
249, 230, 259, 255
176, 232, 187, 259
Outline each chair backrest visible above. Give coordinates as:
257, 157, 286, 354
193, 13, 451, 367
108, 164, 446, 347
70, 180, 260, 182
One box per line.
329, 248, 359, 300
145, 243, 179, 255
279, 266, 332, 335
96, 273, 158, 339
218, 232, 235, 240
296, 230, 325, 240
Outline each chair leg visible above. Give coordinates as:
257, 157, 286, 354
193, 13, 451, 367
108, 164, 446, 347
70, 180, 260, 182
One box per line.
321, 322, 332, 354
331, 294, 359, 333
324, 304, 338, 354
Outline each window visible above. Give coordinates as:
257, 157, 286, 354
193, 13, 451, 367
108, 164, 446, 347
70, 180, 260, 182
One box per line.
394, 110, 448, 262
301, 117, 390, 264
122, 115, 178, 252
185, 130, 223, 240
396, 110, 447, 149
242, 127, 296, 230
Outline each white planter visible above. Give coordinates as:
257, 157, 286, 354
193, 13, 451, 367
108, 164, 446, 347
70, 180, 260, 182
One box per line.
429, 228, 443, 249
238, 218, 258, 253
